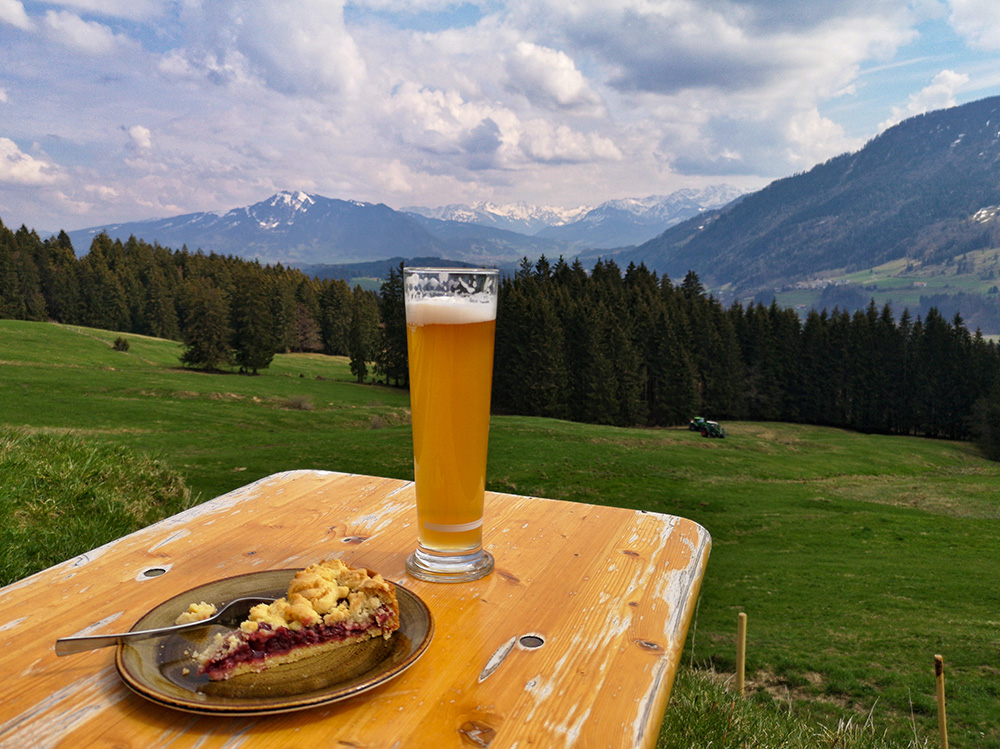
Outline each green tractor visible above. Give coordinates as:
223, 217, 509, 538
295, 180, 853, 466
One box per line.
689, 416, 726, 438
700, 420, 726, 439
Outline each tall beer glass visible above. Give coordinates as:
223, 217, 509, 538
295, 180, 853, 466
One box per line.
404, 267, 498, 582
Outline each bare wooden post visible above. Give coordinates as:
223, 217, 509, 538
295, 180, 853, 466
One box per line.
736, 612, 747, 695
935, 654, 948, 749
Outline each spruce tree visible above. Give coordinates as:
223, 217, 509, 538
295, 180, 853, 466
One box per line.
39, 231, 82, 324
523, 285, 569, 418
230, 265, 276, 374
319, 278, 352, 356
293, 279, 323, 352
0, 223, 27, 319
376, 264, 408, 386
140, 260, 180, 340
179, 278, 233, 371
651, 306, 699, 425
348, 286, 379, 383
11, 227, 47, 321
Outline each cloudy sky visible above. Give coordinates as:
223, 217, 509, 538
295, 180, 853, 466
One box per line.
2, 0, 1000, 232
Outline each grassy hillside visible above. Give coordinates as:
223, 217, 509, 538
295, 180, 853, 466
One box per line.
2, 319, 998, 746
0, 428, 194, 584
767, 246, 1000, 334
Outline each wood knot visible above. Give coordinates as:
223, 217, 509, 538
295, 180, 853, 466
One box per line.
635, 639, 663, 653
621, 549, 640, 557
496, 570, 520, 584
340, 535, 369, 544
459, 721, 497, 747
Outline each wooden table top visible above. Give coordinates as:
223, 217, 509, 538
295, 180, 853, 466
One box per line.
0, 470, 710, 748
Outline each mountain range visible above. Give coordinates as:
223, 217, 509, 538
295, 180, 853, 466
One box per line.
595, 94, 1000, 296
59, 93, 1000, 332
64, 186, 744, 268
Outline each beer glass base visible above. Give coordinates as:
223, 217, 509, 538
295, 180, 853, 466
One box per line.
405, 547, 494, 583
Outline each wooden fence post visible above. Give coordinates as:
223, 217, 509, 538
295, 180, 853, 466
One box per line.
736, 612, 747, 695
935, 654, 948, 749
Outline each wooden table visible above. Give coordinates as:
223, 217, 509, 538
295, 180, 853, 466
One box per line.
0, 470, 710, 748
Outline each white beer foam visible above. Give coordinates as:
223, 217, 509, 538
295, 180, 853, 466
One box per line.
406, 296, 496, 325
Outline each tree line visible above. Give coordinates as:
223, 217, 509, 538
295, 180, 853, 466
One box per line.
3, 218, 1000, 454
490, 257, 1000, 445
0, 220, 381, 377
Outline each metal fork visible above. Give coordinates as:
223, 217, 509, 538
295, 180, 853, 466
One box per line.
54, 596, 274, 656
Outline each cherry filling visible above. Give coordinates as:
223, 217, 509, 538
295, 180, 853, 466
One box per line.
201, 606, 397, 679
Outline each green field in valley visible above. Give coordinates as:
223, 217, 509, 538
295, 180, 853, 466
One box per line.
2, 319, 999, 747
767, 246, 1000, 335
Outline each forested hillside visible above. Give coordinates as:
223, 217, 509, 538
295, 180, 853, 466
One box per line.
617, 95, 1000, 292
494, 257, 999, 442
2, 218, 999, 447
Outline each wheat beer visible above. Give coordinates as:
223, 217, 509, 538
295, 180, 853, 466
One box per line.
404, 268, 497, 582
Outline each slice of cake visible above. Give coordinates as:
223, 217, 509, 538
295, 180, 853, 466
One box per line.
193, 559, 400, 681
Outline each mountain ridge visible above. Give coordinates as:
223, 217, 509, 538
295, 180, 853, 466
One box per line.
64, 186, 744, 263
595, 95, 1000, 295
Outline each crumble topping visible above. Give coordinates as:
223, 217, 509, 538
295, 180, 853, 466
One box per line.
240, 558, 394, 632
174, 601, 217, 625
189, 558, 400, 680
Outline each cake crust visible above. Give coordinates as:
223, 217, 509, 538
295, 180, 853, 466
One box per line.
191, 559, 400, 681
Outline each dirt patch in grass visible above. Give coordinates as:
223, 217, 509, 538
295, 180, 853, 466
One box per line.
369, 409, 411, 429
25, 425, 155, 437
710, 667, 866, 715
281, 395, 315, 411
826, 475, 1000, 518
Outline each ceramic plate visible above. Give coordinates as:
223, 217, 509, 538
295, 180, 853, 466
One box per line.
115, 568, 433, 715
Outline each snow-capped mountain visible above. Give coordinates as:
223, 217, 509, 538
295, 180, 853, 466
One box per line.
536, 185, 746, 248
406, 185, 746, 249
67, 191, 445, 265
403, 201, 590, 235
64, 185, 746, 267
596, 186, 746, 221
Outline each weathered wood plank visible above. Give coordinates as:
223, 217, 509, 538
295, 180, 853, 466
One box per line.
0, 470, 710, 748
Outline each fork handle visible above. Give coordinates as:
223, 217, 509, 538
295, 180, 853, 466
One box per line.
55, 621, 202, 656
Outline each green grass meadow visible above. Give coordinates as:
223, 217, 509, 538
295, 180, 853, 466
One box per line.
2, 319, 999, 747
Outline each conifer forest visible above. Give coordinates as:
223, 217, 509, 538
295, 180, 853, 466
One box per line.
2, 219, 1000, 453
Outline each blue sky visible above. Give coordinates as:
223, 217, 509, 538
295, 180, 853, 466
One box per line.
2, 0, 1000, 232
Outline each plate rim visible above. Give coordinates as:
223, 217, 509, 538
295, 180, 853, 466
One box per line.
114, 568, 434, 716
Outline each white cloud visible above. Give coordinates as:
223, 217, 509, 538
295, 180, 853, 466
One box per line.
485, 0, 920, 183
517, 118, 621, 163
505, 41, 605, 114
348, 0, 466, 10
174, 0, 367, 97
0, 138, 59, 185
947, 0, 1000, 50
84, 184, 119, 200
42, 10, 126, 54
2, 0, 997, 231
544, 1, 915, 99
786, 108, 863, 168
128, 125, 152, 150
386, 81, 619, 170
388, 82, 498, 151
879, 69, 970, 129
0, 0, 32, 30
37, 0, 166, 22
